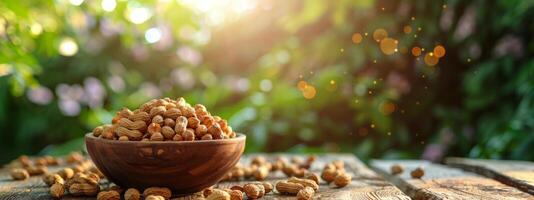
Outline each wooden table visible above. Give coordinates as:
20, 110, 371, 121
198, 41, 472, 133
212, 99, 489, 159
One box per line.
1, 154, 533, 200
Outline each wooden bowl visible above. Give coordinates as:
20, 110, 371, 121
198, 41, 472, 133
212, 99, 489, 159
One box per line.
85, 133, 246, 194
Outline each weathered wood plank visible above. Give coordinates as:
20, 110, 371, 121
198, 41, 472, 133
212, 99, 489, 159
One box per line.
212, 154, 410, 200
370, 160, 533, 200
0, 154, 409, 200
445, 157, 534, 195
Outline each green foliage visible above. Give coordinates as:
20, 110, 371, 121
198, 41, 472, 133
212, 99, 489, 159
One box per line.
0, 0, 532, 164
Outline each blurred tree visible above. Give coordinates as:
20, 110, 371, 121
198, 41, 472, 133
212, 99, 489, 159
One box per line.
0, 0, 532, 164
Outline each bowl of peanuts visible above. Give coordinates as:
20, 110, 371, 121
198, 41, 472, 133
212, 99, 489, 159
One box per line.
85, 97, 246, 194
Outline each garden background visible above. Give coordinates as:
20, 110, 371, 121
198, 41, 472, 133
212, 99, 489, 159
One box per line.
0, 0, 533, 164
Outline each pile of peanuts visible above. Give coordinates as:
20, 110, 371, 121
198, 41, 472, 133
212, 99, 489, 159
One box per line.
92, 97, 236, 141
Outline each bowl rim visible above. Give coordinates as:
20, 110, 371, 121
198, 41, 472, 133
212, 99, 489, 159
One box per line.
85, 132, 246, 145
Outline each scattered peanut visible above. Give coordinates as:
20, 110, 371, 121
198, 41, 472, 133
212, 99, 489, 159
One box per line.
10, 168, 29, 180
206, 189, 230, 200
124, 188, 140, 200
58, 168, 75, 179
333, 173, 351, 188
145, 195, 165, 200
275, 181, 304, 195
261, 182, 273, 193
97, 190, 120, 200
391, 164, 404, 175
321, 167, 338, 183
225, 189, 243, 200
50, 183, 65, 198
243, 183, 262, 199
143, 187, 172, 199
411, 167, 425, 178
305, 172, 320, 184
288, 177, 319, 191
43, 174, 65, 186
297, 186, 315, 200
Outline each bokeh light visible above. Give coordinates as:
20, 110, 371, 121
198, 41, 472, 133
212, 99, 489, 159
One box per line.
412, 46, 422, 56
351, 33, 363, 44
433, 45, 446, 58
297, 80, 308, 90
373, 28, 388, 42
403, 26, 412, 34
101, 0, 117, 12
145, 27, 162, 43
127, 7, 152, 24
69, 0, 84, 6
58, 37, 78, 56
380, 38, 398, 55
424, 52, 439, 66
302, 85, 317, 99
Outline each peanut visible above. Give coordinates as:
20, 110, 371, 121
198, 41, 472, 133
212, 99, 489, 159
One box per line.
183, 128, 195, 141
288, 177, 319, 191
334, 173, 351, 188
391, 164, 404, 175
124, 188, 140, 200
175, 116, 188, 134
68, 183, 100, 196
207, 189, 230, 200
148, 123, 161, 135
10, 168, 29, 180
173, 134, 184, 141
93, 126, 104, 137
243, 183, 261, 199
128, 111, 150, 122
411, 167, 424, 178
149, 106, 166, 117
152, 115, 164, 125
150, 132, 164, 141
201, 134, 213, 140
119, 136, 129, 141
66, 152, 84, 163
261, 182, 273, 193
161, 126, 175, 139
26, 165, 48, 176
305, 172, 320, 184
97, 190, 120, 200
143, 187, 172, 199
297, 186, 314, 200
180, 106, 196, 117
115, 126, 143, 141
164, 118, 175, 127
118, 108, 133, 118
50, 183, 65, 198
208, 123, 224, 139
187, 117, 201, 129
58, 168, 75, 179
145, 195, 165, 200
43, 174, 65, 186
164, 108, 181, 119
275, 181, 304, 195
195, 125, 208, 137
253, 166, 269, 181
224, 189, 243, 200
321, 168, 338, 183
119, 118, 147, 131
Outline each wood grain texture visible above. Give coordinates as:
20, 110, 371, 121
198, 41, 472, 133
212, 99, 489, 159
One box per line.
371, 160, 534, 200
445, 157, 534, 195
0, 154, 409, 200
